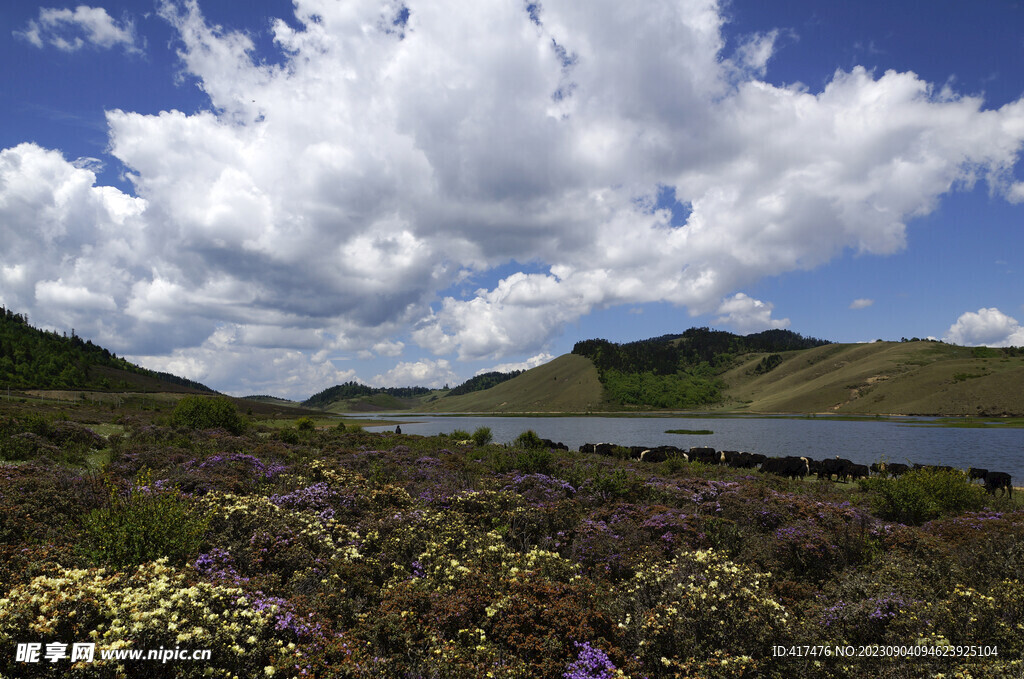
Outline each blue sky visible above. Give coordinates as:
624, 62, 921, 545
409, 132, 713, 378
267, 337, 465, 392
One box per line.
2, 0, 1024, 399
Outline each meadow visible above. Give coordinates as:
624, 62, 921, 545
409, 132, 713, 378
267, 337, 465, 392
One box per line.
1, 402, 1023, 678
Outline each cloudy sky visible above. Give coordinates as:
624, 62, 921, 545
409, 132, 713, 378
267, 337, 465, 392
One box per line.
2, 0, 1024, 399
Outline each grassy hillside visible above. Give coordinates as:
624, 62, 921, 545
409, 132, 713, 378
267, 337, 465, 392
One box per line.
718, 340, 1024, 416
0, 307, 213, 394
420, 340, 1024, 416
418, 354, 604, 412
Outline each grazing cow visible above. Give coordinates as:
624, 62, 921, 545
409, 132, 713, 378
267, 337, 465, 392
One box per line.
594, 443, 616, 456
579, 443, 595, 454
848, 464, 870, 481
640, 446, 687, 463
887, 463, 910, 477
761, 456, 810, 480
818, 457, 855, 482
968, 468, 989, 483
629, 446, 647, 460
540, 438, 568, 451
872, 462, 910, 478
690, 447, 725, 465
727, 451, 760, 469
984, 471, 1013, 498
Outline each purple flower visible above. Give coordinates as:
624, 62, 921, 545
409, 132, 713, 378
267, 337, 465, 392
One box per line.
270, 482, 337, 514
563, 642, 616, 679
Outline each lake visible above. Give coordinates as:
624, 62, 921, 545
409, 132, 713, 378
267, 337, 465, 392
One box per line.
361, 414, 1024, 481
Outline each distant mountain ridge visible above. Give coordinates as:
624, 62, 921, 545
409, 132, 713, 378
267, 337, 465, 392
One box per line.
417, 331, 1024, 416
0, 306, 214, 393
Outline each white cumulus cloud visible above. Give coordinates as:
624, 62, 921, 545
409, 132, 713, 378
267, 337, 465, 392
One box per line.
850, 298, 875, 310
16, 5, 141, 53
479, 353, 556, 375
944, 308, 1024, 347
3, 0, 1024, 395
713, 293, 789, 334
373, 359, 458, 388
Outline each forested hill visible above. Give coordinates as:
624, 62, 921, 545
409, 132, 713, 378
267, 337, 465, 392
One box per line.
0, 307, 214, 393
572, 328, 830, 373
445, 370, 524, 397
302, 382, 433, 409
571, 328, 831, 408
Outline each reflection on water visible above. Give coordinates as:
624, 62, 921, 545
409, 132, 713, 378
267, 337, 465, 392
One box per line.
360, 414, 1024, 480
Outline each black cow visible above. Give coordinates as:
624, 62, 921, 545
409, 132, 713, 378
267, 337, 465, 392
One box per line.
984, 471, 1013, 498
889, 463, 910, 477
690, 447, 724, 465
594, 443, 617, 456
848, 464, 870, 481
639, 446, 688, 463
726, 451, 760, 469
818, 457, 855, 482
761, 456, 810, 480
870, 462, 909, 478
540, 438, 569, 451
579, 443, 595, 454
968, 468, 989, 483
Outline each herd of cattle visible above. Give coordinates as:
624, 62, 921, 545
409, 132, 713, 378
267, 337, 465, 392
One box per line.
564, 440, 1014, 497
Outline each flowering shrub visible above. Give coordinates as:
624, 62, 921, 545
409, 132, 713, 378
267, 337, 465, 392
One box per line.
0, 559, 292, 678
615, 548, 791, 676
562, 641, 619, 679
816, 591, 924, 645
4, 424, 1024, 679
196, 491, 360, 592
935, 580, 1024, 653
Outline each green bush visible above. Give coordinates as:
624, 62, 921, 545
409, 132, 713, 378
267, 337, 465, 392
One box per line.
513, 429, 545, 450
170, 395, 244, 434
471, 426, 493, 446
81, 470, 211, 568
488, 446, 556, 475
278, 427, 300, 444
296, 416, 316, 431
515, 448, 555, 475
861, 468, 986, 525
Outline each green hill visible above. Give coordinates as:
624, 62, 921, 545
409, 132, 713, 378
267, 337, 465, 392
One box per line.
302, 382, 440, 412
418, 335, 1024, 416
0, 307, 213, 393
719, 340, 1024, 416
418, 354, 604, 412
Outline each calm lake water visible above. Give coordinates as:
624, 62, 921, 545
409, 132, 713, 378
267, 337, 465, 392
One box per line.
361, 414, 1024, 481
